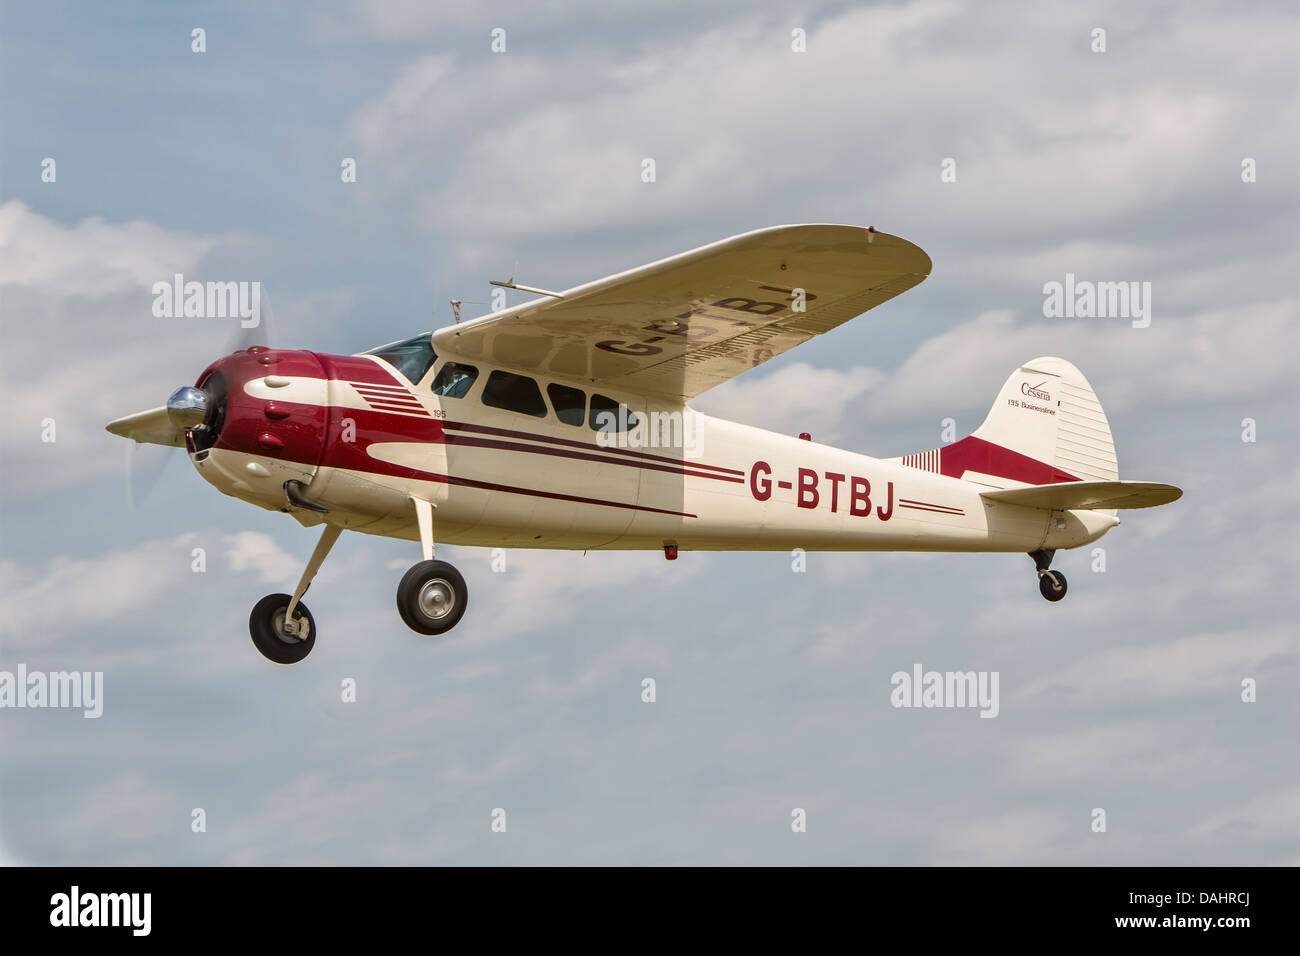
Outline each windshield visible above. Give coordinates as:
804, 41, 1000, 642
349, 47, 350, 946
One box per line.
363, 334, 437, 383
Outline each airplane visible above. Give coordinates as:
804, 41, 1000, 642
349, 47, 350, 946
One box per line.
106, 225, 1182, 664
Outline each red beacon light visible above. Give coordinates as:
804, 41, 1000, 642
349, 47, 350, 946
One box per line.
799, 432, 812, 441
663, 544, 678, 561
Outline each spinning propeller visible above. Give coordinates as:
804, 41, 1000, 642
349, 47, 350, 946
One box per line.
110, 296, 273, 509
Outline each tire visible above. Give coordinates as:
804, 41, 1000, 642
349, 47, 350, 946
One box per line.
1039, 570, 1068, 602
396, 560, 468, 635
249, 593, 316, 664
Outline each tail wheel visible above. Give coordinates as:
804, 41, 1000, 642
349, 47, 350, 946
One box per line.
397, 560, 468, 635
249, 593, 316, 664
1039, 570, 1068, 602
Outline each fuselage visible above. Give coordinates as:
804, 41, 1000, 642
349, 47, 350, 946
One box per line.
187, 347, 1117, 555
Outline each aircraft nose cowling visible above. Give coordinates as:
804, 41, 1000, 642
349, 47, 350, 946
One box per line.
188, 347, 330, 510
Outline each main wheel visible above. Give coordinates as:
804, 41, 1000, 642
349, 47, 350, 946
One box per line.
249, 593, 316, 664
1039, 570, 1068, 602
397, 560, 468, 635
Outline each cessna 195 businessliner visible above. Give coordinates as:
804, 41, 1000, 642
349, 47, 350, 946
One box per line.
107, 225, 1181, 663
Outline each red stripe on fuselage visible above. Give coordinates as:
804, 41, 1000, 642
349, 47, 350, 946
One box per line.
354, 387, 421, 398
442, 420, 744, 475
442, 433, 744, 482
939, 436, 1078, 485
216, 403, 699, 518
897, 498, 963, 514
898, 503, 964, 515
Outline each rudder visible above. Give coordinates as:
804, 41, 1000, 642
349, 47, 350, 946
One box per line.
897, 356, 1118, 488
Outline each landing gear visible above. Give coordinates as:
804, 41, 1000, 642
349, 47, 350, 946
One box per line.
1029, 548, 1067, 602
1038, 570, 1067, 601
244, 495, 469, 661
249, 593, 316, 664
249, 523, 341, 664
397, 495, 468, 636
397, 560, 468, 634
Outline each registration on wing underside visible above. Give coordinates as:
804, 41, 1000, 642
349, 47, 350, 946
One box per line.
432, 225, 932, 401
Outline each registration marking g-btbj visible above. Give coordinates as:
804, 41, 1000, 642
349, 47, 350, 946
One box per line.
750, 461, 896, 520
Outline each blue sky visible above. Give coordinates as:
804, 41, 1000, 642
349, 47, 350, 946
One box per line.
1, 0, 1296, 864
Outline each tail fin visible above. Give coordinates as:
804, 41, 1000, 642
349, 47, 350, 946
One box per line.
896, 356, 1118, 488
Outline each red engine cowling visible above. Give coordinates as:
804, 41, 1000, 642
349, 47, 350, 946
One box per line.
187, 348, 330, 511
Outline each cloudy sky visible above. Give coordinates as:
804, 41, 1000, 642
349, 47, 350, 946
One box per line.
1, 0, 1296, 864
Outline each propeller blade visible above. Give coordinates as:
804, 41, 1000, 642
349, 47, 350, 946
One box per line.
110, 289, 274, 509
106, 406, 184, 446
126, 439, 175, 511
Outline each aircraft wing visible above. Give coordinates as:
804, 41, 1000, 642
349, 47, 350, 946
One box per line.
431, 224, 931, 402
981, 481, 1183, 511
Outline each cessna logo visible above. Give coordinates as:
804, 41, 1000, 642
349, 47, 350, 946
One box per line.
1021, 381, 1051, 401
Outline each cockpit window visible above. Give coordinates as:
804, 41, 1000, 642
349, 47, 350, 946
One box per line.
547, 383, 586, 426
431, 362, 479, 399
364, 334, 437, 383
481, 370, 547, 418
589, 394, 639, 432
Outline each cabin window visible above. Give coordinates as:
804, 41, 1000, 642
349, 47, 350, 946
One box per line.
547, 383, 586, 426
364, 334, 437, 383
431, 362, 479, 399
589, 393, 639, 432
481, 370, 548, 418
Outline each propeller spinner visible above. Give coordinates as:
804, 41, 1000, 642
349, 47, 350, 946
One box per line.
165, 385, 208, 430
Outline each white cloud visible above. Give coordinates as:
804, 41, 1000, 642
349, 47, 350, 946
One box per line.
0, 203, 361, 498
1005, 721, 1219, 784
0, 532, 201, 649
0, 201, 227, 296
57, 772, 182, 849
692, 361, 884, 444
223, 531, 301, 584
876, 304, 1298, 421
478, 547, 684, 641
1185, 784, 1300, 857
1014, 627, 1295, 711
348, 55, 457, 161
933, 808, 1071, 865
0, 203, 250, 495
345, 0, 1297, 266
695, 300, 1296, 449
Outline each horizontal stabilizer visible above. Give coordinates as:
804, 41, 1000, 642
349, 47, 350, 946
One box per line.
105, 407, 184, 447
981, 480, 1182, 511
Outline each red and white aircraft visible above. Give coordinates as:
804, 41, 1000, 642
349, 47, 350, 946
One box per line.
107, 225, 1181, 663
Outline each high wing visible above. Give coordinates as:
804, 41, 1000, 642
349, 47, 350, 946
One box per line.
981, 481, 1183, 511
432, 224, 931, 402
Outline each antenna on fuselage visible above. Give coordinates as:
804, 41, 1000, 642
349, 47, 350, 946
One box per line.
450, 299, 463, 324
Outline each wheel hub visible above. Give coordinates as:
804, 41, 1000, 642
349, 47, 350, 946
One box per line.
418, 579, 455, 620
271, 607, 304, 643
